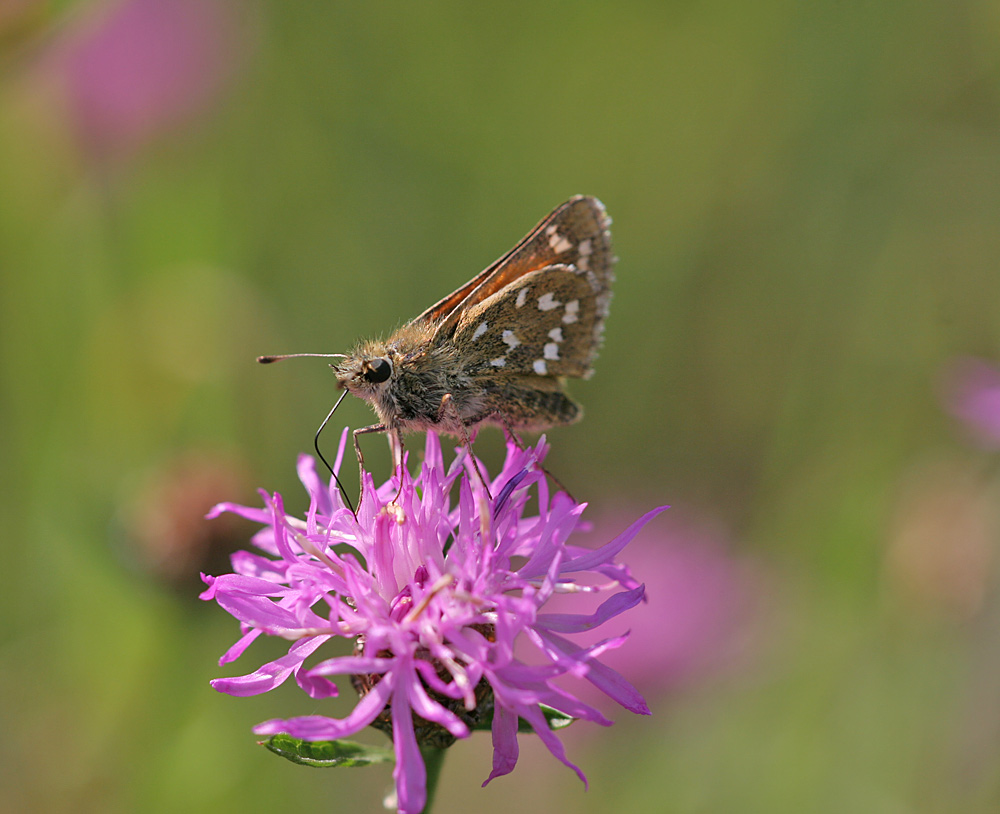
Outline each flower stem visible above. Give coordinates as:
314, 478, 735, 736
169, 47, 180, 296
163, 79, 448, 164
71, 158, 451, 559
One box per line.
419, 746, 447, 813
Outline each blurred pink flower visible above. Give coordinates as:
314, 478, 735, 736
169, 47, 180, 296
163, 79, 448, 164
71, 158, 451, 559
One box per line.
50, 0, 246, 159
541, 510, 760, 706
944, 357, 1000, 448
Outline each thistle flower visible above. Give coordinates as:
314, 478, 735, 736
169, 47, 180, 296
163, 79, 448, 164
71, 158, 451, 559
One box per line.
202, 431, 664, 814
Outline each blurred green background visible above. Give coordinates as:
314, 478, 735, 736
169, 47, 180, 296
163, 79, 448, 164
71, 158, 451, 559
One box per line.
3, 0, 1000, 811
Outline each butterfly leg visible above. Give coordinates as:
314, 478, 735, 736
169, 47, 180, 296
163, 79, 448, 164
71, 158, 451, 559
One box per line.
438, 394, 492, 500
497, 413, 526, 450
495, 412, 576, 502
353, 422, 387, 508
388, 429, 406, 505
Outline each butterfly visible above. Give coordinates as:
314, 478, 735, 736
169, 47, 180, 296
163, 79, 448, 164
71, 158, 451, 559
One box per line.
261, 195, 615, 509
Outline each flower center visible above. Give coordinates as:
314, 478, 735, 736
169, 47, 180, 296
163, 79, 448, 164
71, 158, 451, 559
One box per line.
351, 623, 497, 749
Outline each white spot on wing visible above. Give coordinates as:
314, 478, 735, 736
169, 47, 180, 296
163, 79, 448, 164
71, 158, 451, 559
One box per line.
538, 292, 560, 311
472, 321, 488, 340
502, 330, 521, 349
563, 299, 580, 324
544, 343, 560, 360
578, 239, 592, 256
490, 357, 506, 367
545, 224, 573, 254
533, 359, 548, 375
548, 327, 563, 342
515, 287, 529, 308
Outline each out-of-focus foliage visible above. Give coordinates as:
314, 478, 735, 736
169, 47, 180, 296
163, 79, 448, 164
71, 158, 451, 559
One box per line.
2, 0, 1000, 811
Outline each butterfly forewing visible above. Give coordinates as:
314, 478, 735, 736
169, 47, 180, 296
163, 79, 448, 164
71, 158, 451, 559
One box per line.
451, 265, 601, 379
414, 195, 614, 333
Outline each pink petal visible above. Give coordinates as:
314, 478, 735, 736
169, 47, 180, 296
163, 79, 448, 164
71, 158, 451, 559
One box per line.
213, 591, 310, 633
538, 629, 650, 715
308, 655, 395, 676
535, 585, 646, 633
207, 500, 270, 524
391, 682, 426, 814
483, 703, 519, 784
254, 671, 395, 740
297, 453, 333, 517
212, 636, 328, 697
218, 627, 262, 665
560, 506, 669, 573
512, 701, 587, 788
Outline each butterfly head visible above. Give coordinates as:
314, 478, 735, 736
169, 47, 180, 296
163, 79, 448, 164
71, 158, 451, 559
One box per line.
333, 345, 397, 403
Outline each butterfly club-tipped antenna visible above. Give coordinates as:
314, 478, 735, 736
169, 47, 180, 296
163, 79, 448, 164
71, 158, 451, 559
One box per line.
257, 352, 349, 364
257, 352, 357, 516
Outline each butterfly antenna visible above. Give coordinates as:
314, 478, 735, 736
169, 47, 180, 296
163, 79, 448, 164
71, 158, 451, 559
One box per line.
258, 353, 349, 363
314, 389, 355, 515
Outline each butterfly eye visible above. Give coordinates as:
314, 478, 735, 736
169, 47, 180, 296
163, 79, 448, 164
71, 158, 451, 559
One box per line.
364, 358, 392, 383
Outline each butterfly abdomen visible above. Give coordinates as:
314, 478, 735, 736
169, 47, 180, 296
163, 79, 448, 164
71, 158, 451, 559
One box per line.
475, 380, 582, 430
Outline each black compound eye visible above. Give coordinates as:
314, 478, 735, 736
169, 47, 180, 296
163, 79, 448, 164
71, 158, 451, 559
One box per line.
363, 357, 392, 383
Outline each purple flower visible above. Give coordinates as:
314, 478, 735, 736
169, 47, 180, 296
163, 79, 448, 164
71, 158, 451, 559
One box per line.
202, 431, 664, 814
944, 357, 1000, 448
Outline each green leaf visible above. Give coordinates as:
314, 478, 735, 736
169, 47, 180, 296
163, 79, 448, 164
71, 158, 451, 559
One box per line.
468, 702, 575, 732
521, 704, 576, 732
260, 734, 394, 768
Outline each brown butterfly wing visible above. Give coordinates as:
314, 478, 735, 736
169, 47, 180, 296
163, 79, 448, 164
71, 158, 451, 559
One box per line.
412, 195, 614, 335
451, 265, 606, 379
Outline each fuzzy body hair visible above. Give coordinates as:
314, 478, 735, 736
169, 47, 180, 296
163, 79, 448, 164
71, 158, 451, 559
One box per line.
335, 324, 487, 434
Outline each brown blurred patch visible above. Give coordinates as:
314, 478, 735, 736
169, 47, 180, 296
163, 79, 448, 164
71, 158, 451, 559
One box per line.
118, 449, 255, 595
886, 455, 998, 620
